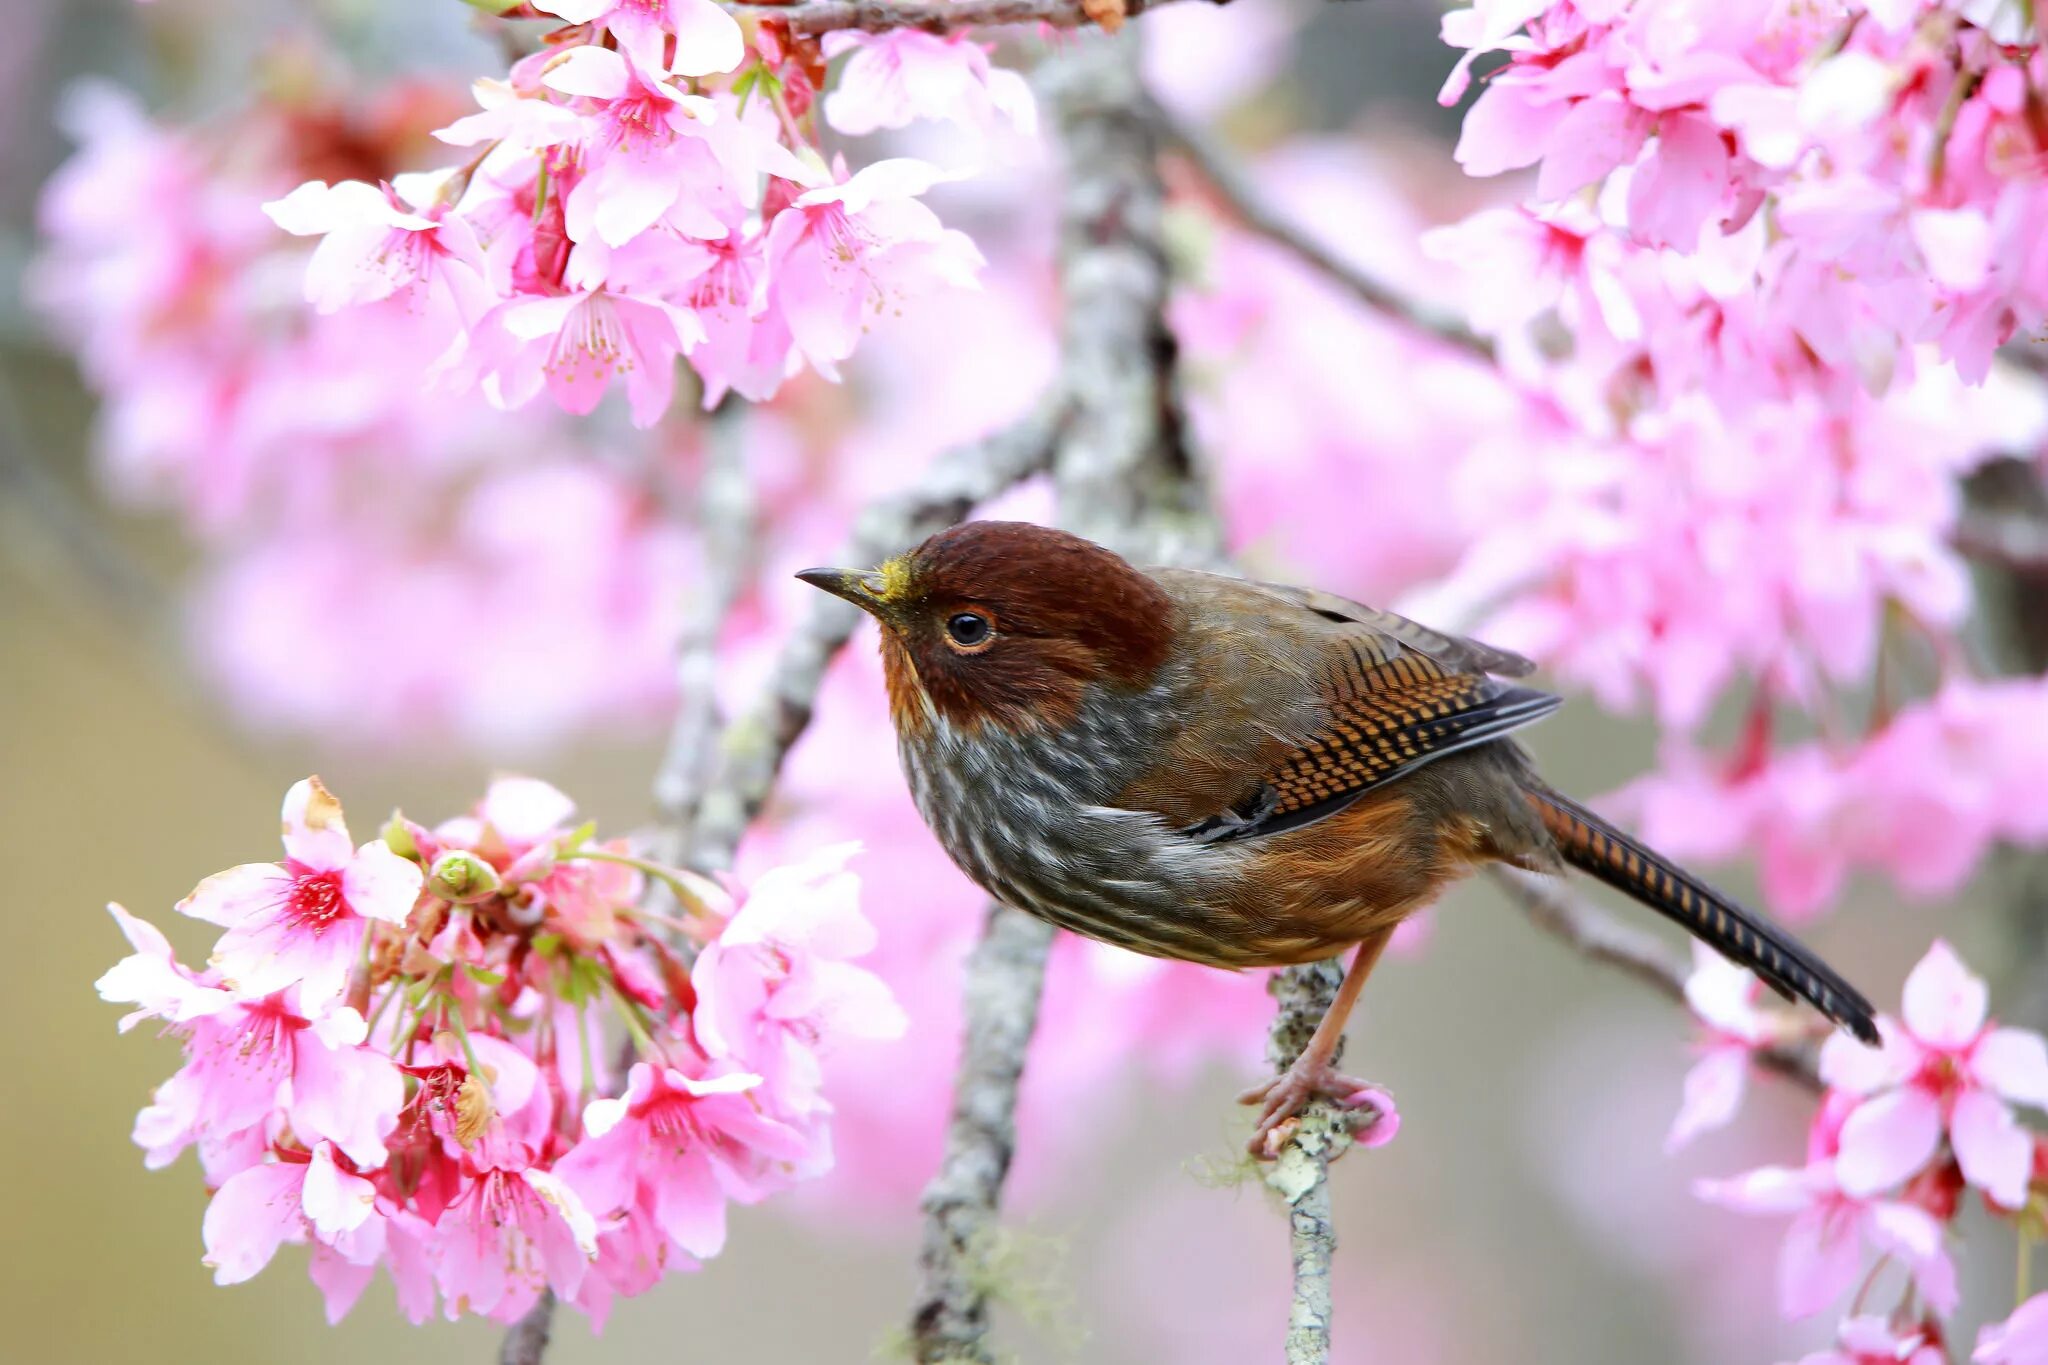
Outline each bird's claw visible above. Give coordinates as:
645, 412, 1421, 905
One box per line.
1237, 1059, 1376, 1158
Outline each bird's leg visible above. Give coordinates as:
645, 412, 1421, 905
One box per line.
1238, 929, 1393, 1155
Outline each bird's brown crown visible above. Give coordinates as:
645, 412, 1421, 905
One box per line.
865, 521, 1176, 734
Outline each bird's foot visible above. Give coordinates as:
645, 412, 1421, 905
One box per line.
1237, 1058, 1389, 1159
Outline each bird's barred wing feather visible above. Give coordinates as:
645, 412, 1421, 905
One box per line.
1177, 585, 1557, 843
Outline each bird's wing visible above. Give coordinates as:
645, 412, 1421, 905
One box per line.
1128, 570, 1559, 843
1243, 579, 1539, 678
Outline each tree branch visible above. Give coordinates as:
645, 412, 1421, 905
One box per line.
652, 403, 755, 872
1952, 506, 2048, 575
737, 0, 1210, 37
908, 34, 1222, 1363
499, 1290, 556, 1365
1259, 959, 1358, 1365
1146, 99, 1497, 365
909, 903, 1056, 1362
1488, 866, 1824, 1092
2002, 340, 2048, 380
686, 402, 1068, 871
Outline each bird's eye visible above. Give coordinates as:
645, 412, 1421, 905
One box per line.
944, 611, 994, 650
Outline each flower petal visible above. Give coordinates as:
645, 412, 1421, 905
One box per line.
301, 1142, 377, 1239
1819, 1017, 1915, 1094
1901, 940, 1987, 1050
340, 840, 425, 924
1951, 1088, 2033, 1209
1865, 1200, 1959, 1313
1668, 1045, 1750, 1152
282, 777, 354, 869
1779, 1204, 1862, 1319
177, 862, 291, 928
1834, 1088, 1943, 1196
202, 1161, 306, 1285
668, 0, 746, 78
1973, 1028, 2048, 1109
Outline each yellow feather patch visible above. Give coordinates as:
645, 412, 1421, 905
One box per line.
876, 554, 916, 603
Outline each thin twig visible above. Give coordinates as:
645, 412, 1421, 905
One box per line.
1489, 866, 1823, 1091
1147, 99, 1497, 365
686, 402, 1067, 872
1953, 507, 2048, 575
733, 0, 1208, 37
499, 1290, 556, 1365
2004, 341, 2048, 379
652, 403, 755, 872
909, 903, 1056, 1362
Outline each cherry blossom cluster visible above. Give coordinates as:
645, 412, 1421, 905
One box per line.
97, 776, 902, 1325
1442, 0, 2046, 385
1415, 0, 2048, 919
268, 1, 1007, 424
1672, 941, 2048, 1360
32, 79, 694, 748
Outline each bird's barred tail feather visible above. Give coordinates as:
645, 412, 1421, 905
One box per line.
1524, 784, 1880, 1045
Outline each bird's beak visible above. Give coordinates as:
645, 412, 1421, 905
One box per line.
796, 566, 889, 616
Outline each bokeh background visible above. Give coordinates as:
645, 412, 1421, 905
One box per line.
0, 1, 2031, 1362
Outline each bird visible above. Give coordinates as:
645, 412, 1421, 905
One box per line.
798, 520, 1879, 1155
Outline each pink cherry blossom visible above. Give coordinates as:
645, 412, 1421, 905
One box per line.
1695, 1159, 1958, 1320
690, 843, 907, 1105
532, 0, 744, 78
555, 1063, 816, 1259
1668, 944, 1784, 1152
203, 1142, 382, 1286
1794, 1315, 1948, 1365
177, 778, 422, 1006
759, 158, 985, 382
456, 285, 706, 427
1977, 1292, 2048, 1363
541, 45, 741, 246
432, 1151, 600, 1322
665, 232, 795, 405
1820, 941, 2048, 1209
95, 902, 231, 1030
130, 991, 404, 1173
821, 32, 1036, 142
262, 176, 491, 319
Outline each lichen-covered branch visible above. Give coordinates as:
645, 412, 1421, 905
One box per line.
1259, 959, 1362, 1365
1489, 866, 1823, 1092
687, 403, 1068, 870
1147, 101, 1498, 366
908, 34, 1219, 1364
909, 903, 1056, 1362
736, 0, 1208, 38
1044, 44, 1218, 565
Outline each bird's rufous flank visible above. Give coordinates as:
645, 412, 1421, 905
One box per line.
798, 521, 1878, 1156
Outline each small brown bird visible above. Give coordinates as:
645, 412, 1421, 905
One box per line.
799, 521, 1878, 1153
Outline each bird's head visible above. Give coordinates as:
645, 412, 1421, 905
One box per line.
797, 521, 1176, 735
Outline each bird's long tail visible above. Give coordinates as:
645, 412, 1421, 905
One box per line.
1523, 783, 1879, 1045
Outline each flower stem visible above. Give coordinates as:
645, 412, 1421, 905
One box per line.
2021, 1224, 2036, 1306
602, 972, 663, 1062
574, 996, 597, 1110
442, 998, 487, 1078
560, 848, 716, 915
